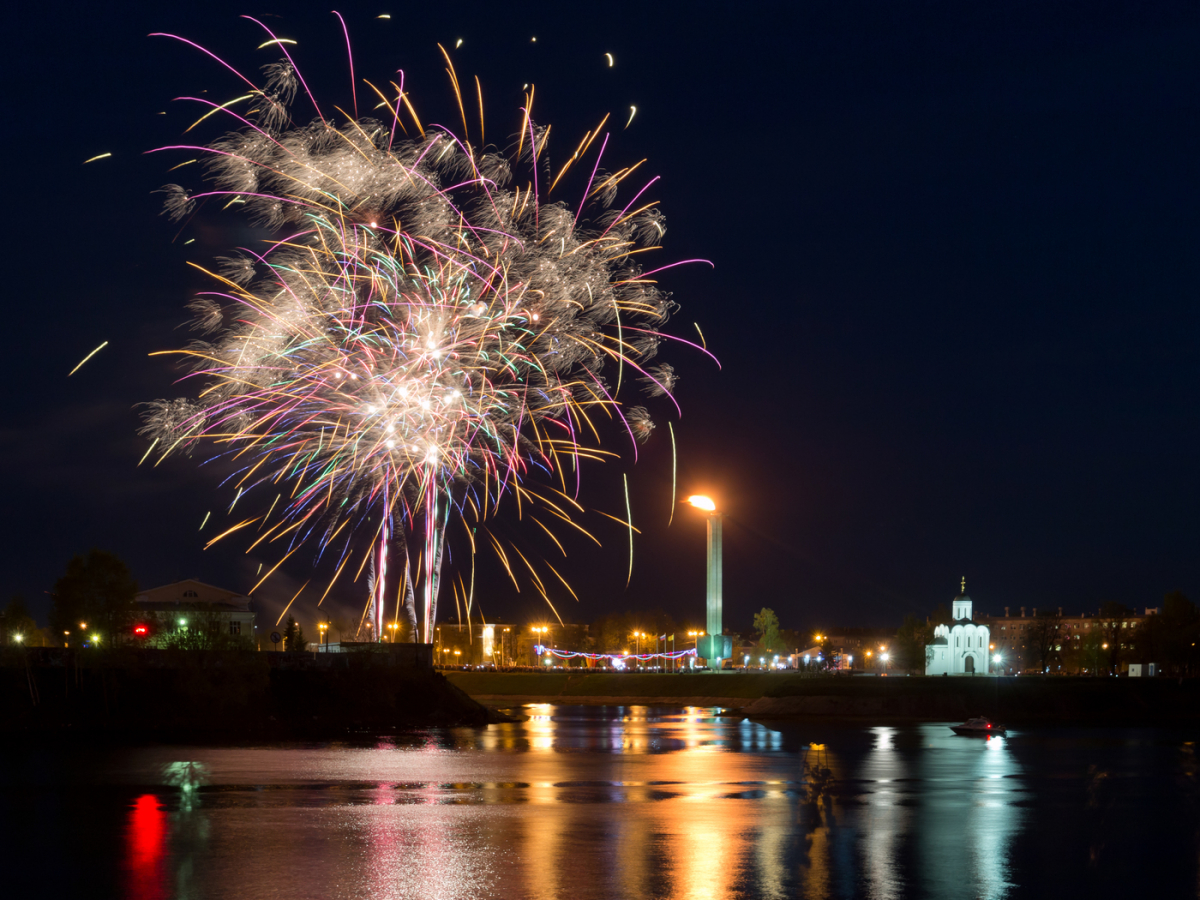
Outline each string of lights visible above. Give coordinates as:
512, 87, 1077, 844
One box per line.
535, 645, 698, 662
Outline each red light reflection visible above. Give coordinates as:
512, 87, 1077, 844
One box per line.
124, 794, 167, 900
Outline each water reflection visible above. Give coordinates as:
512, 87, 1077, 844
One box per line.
912, 726, 1023, 900
124, 794, 167, 900
1, 711, 1188, 899
124, 764, 213, 900
861, 727, 909, 900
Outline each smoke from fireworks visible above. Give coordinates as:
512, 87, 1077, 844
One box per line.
142, 18, 707, 640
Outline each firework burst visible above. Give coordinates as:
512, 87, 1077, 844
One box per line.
142, 18, 708, 641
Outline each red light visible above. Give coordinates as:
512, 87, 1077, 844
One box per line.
134, 624, 148, 636
987, 724, 991, 728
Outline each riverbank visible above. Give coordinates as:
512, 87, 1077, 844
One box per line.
444, 670, 1200, 724
1, 647, 492, 738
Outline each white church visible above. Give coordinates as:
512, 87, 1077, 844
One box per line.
926, 579, 991, 676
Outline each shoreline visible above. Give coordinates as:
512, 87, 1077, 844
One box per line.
447, 671, 1200, 726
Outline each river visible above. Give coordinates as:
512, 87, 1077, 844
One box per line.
2, 705, 1197, 898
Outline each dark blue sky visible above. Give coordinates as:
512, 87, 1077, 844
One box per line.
6, 0, 1199, 635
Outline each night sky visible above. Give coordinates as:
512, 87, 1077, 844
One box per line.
7, 0, 1199, 635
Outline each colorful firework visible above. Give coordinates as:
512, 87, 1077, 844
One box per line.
142, 17, 709, 641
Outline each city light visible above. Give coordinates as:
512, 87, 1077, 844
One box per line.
685, 494, 716, 511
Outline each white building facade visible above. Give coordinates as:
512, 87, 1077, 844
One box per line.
926, 581, 991, 675
134, 579, 256, 643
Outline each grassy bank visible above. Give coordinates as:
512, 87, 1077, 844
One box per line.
445, 670, 1200, 724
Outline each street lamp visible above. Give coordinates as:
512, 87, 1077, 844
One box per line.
686, 495, 731, 670
632, 630, 648, 668
318, 622, 329, 651
531, 626, 551, 664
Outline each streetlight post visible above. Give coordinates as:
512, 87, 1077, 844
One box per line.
532, 626, 551, 665
686, 496, 732, 671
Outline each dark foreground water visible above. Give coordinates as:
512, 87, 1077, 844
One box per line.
2, 706, 1197, 899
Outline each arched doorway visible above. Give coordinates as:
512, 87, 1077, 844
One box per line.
964, 655, 975, 674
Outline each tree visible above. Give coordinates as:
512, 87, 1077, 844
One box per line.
283, 615, 308, 652
930, 604, 955, 627
1097, 601, 1133, 673
753, 608, 786, 654
49, 550, 137, 643
592, 612, 633, 654
1137, 592, 1200, 676
153, 609, 252, 651
894, 614, 933, 673
3, 595, 38, 644
1026, 610, 1063, 673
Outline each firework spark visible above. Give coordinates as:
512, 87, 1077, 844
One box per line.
68, 340, 109, 376
143, 18, 708, 641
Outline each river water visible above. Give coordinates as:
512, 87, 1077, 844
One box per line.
2, 705, 1197, 899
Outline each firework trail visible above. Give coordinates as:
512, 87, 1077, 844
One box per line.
142, 18, 708, 641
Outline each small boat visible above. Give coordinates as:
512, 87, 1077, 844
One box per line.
950, 716, 1006, 737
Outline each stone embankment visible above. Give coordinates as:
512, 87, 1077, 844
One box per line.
1, 647, 492, 737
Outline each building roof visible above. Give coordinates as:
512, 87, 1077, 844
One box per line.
135, 579, 251, 610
